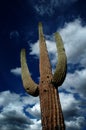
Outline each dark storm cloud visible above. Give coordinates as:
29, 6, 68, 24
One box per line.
0, 110, 32, 130
60, 93, 86, 130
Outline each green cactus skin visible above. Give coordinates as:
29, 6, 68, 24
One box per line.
52, 32, 67, 87
20, 49, 39, 96
20, 22, 67, 130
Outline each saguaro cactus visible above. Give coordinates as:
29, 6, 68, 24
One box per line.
20, 22, 67, 130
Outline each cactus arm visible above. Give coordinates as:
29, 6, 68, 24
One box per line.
52, 32, 67, 87
20, 49, 39, 96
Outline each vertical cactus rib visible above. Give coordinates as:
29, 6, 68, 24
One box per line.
20, 49, 39, 96
52, 32, 67, 86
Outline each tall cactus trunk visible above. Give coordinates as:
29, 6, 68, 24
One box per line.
39, 23, 65, 130
39, 82, 65, 130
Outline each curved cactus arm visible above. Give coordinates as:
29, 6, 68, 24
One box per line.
52, 32, 67, 87
20, 49, 39, 96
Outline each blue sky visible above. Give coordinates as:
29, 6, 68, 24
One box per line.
0, 0, 86, 130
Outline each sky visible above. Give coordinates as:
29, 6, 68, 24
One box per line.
0, 0, 86, 130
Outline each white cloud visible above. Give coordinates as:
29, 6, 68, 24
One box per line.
0, 91, 21, 107
30, 119, 41, 130
65, 116, 86, 130
59, 92, 86, 130
61, 68, 86, 98
30, 41, 39, 57
59, 92, 80, 120
60, 19, 86, 66
26, 103, 41, 119
0, 91, 41, 130
22, 94, 39, 105
10, 67, 21, 76
59, 92, 78, 111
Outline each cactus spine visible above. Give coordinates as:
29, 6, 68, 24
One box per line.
20, 22, 67, 130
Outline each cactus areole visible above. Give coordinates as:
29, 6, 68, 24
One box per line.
20, 22, 67, 130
